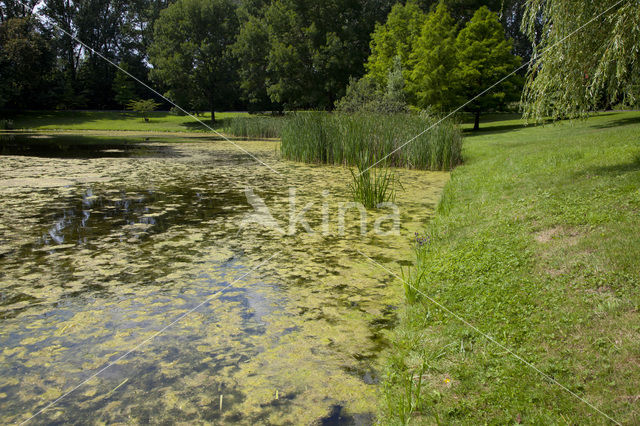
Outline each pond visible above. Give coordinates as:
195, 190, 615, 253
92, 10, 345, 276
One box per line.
0, 132, 447, 424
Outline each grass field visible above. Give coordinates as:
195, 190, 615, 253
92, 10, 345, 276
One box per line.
5, 110, 249, 133
380, 111, 640, 424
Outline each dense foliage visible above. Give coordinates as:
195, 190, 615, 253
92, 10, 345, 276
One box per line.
363, 3, 521, 128
522, 0, 640, 120
1, 0, 531, 116
149, 0, 239, 122
407, 2, 458, 111
1, 0, 633, 119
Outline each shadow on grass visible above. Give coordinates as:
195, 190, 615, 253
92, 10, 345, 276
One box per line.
13, 110, 153, 127
9, 110, 127, 128
582, 153, 640, 177
179, 117, 230, 132
461, 120, 549, 137
592, 115, 640, 129
0, 132, 183, 158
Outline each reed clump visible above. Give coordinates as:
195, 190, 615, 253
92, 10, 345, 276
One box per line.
223, 116, 285, 139
280, 112, 462, 171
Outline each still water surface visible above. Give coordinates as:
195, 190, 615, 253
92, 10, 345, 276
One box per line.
0, 133, 447, 424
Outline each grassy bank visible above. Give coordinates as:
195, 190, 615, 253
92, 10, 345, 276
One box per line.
5, 110, 248, 133
381, 111, 640, 423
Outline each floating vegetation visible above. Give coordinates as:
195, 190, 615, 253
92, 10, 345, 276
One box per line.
0, 133, 448, 424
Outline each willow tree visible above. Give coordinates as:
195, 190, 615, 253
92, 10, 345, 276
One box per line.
522, 0, 640, 120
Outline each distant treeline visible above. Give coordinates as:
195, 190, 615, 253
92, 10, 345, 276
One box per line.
0, 0, 531, 115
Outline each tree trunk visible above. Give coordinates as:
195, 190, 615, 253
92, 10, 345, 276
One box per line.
210, 108, 216, 124
474, 111, 481, 131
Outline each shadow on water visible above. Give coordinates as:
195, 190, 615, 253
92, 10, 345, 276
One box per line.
0, 132, 180, 158
318, 405, 375, 425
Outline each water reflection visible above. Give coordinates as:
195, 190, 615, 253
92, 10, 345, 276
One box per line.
0, 132, 177, 158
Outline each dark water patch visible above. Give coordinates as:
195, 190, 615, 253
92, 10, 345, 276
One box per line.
318, 404, 375, 425
0, 133, 178, 159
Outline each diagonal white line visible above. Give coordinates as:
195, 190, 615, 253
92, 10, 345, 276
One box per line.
19, 252, 278, 425
26, 10, 282, 176
356, 249, 621, 425
358, 0, 628, 176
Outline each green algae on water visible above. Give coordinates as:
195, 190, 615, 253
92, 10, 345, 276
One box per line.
0, 134, 448, 424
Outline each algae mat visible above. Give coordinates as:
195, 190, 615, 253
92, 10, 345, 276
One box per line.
0, 134, 447, 424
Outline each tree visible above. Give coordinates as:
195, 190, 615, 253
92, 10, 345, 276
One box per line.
39, 0, 156, 109
113, 62, 137, 108
0, 17, 55, 109
233, 0, 394, 109
407, 2, 458, 111
522, 0, 640, 120
335, 56, 408, 114
149, 0, 239, 123
0, 0, 39, 23
365, 0, 425, 88
127, 98, 160, 121
383, 56, 409, 112
455, 6, 522, 130
413, 0, 532, 62
232, 2, 278, 111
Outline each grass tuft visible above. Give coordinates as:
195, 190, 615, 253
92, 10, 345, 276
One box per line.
349, 159, 399, 209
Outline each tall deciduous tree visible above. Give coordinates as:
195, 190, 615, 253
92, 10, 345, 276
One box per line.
455, 6, 522, 130
266, 0, 394, 109
522, 0, 640, 120
232, 0, 277, 111
112, 62, 137, 107
0, 0, 39, 23
149, 0, 238, 122
365, 0, 425, 88
234, 0, 394, 109
0, 17, 54, 108
407, 2, 458, 111
41, 0, 147, 108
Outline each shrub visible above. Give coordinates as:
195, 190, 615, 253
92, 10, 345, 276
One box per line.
0, 119, 14, 130
335, 56, 408, 114
127, 99, 161, 122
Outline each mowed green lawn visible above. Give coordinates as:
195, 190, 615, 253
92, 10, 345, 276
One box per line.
7, 110, 249, 133
381, 111, 640, 424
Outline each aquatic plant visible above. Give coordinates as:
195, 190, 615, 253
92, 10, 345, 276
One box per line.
349, 154, 398, 209
349, 166, 395, 209
280, 112, 462, 171
223, 116, 285, 139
